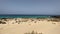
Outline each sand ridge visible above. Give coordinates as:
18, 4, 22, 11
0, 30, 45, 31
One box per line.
0, 18, 60, 34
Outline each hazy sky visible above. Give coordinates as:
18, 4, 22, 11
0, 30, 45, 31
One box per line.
0, 0, 60, 15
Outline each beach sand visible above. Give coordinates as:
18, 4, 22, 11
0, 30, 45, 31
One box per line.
0, 18, 60, 34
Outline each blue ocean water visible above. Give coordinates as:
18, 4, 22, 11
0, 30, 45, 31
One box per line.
0, 15, 51, 18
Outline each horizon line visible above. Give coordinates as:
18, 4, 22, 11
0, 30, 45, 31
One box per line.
0, 14, 60, 16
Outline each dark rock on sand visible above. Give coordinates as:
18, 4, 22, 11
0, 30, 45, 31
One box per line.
0, 21, 6, 24
52, 23, 56, 24
0, 18, 8, 21
51, 16, 60, 18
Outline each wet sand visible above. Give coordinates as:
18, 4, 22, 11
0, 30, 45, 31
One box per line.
0, 18, 60, 34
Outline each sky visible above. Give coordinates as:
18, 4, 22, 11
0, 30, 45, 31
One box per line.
0, 0, 60, 15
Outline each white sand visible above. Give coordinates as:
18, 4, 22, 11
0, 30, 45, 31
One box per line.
0, 18, 60, 34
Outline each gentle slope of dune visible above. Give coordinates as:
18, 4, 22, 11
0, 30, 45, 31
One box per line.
0, 18, 60, 34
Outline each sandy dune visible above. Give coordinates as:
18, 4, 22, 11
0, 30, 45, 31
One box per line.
0, 18, 60, 34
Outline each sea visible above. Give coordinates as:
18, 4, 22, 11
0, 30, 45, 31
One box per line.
0, 15, 52, 18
